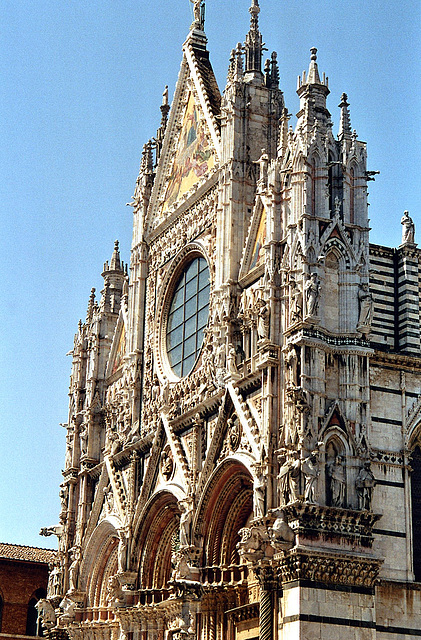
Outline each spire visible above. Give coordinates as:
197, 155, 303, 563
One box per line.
338, 92, 352, 139
86, 288, 96, 323
244, 0, 264, 76
296, 48, 330, 131
307, 47, 321, 84
109, 240, 124, 273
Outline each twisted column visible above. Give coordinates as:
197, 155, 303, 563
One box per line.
255, 564, 276, 640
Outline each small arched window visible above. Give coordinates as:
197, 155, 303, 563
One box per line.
411, 445, 421, 581
26, 588, 46, 636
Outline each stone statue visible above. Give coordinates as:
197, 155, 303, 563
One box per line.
401, 210, 415, 244
355, 461, 376, 510
289, 451, 302, 502
58, 596, 77, 621
190, 0, 204, 26
328, 456, 346, 508
107, 575, 124, 606
268, 508, 295, 550
257, 297, 270, 340
35, 598, 56, 628
357, 283, 374, 334
79, 425, 88, 456
47, 561, 62, 598
253, 470, 266, 518
65, 431, 73, 468
68, 547, 81, 592
227, 417, 241, 452
302, 451, 320, 504
285, 346, 298, 387
305, 273, 320, 317
161, 450, 174, 481
256, 149, 269, 189
179, 500, 193, 548
226, 344, 238, 375
278, 456, 292, 505
117, 530, 129, 573
290, 279, 303, 324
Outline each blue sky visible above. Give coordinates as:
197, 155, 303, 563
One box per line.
0, 0, 420, 549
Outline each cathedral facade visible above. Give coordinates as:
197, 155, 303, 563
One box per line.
41, 1, 421, 638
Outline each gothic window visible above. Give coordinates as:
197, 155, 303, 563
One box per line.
349, 167, 355, 224
26, 588, 46, 636
166, 256, 210, 377
411, 445, 421, 581
324, 251, 339, 332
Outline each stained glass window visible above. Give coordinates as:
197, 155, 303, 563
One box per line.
166, 256, 210, 377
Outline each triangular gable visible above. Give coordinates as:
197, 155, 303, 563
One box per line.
106, 311, 127, 378
145, 41, 221, 235
239, 197, 268, 283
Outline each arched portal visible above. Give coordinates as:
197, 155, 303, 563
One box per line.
195, 459, 253, 581
134, 491, 181, 593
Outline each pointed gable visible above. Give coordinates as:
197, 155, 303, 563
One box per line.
146, 35, 221, 235
239, 196, 267, 284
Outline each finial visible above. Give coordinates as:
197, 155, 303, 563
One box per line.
109, 240, 122, 272
244, 0, 263, 75
86, 288, 96, 323
338, 92, 352, 139
307, 47, 321, 84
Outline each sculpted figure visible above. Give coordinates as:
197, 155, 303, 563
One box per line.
290, 279, 303, 324
179, 500, 193, 548
47, 561, 62, 598
107, 575, 124, 605
285, 345, 298, 387
401, 210, 415, 244
257, 297, 270, 340
269, 508, 295, 550
58, 596, 77, 621
278, 456, 292, 505
253, 470, 266, 518
227, 344, 238, 375
305, 273, 320, 317
357, 283, 374, 334
302, 451, 320, 504
328, 456, 346, 507
289, 451, 302, 502
355, 461, 376, 510
161, 450, 174, 481
35, 599, 56, 628
117, 530, 129, 573
190, 0, 203, 25
68, 547, 81, 592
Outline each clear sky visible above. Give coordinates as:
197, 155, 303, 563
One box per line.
0, 0, 420, 550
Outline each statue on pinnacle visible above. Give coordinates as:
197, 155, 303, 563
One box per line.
190, 0, 205, 30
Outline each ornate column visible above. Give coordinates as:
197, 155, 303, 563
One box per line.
254, 564, 276, 640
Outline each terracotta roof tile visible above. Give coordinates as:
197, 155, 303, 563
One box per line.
0, 542, 57, 564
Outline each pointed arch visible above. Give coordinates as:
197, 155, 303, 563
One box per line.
79, 517, 121, 607
132, 490, 181, 590
194, 458, 253, 574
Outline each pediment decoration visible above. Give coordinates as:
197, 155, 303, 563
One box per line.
239, 196, 268, 284
145, 43, 221, 235
319, 215, 357, 266
106, 311, 127, 379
